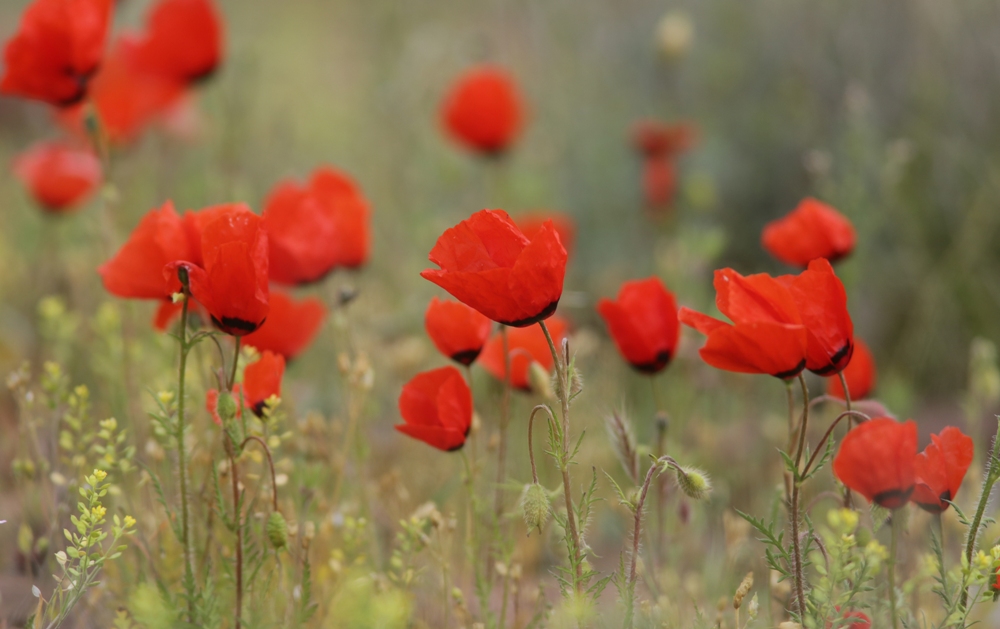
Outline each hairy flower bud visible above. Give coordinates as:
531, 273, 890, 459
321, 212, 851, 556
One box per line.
674, 466, 712, 501
267, 512, 289, 549
520, 483, 550, 535
217, 391, 237, 424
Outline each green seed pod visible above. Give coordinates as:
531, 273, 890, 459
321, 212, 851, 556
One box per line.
675, 466, 712, 501
217, 391, 237, 424
267, 511, 289, 550
520, 483, 550, 535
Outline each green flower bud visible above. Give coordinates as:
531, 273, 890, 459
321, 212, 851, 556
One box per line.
520, 483, 550, 535
267, 511, 289, 550
217, 391, 237, 424
674, 466, 712, 501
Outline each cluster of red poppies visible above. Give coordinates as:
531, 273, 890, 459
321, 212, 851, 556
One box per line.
3, 0, 223, 212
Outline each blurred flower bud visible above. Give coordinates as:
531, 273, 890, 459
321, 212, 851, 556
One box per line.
733, 571, 753, 609
527, 362, 554, 400
520, 483, 550, 535
267, 511, 289, 549
674, 466, 712, 501
656, 10, 694, 60
217, 391, 237, 424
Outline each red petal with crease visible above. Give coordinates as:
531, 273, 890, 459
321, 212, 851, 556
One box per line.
912, 426, 974, 513
396, 367, 473, 451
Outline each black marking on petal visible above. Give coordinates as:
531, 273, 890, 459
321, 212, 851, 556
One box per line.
811, 341, 853, 376
630, 349, 672, 374
213, 315, 264, 335
501, 299, 560, 328
774, 359, 807, 381
450, 348, 482, 366
873, 486, 914, 510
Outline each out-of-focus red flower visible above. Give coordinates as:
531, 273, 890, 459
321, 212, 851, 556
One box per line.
912, 426, 974, 514
827, 339, 876, 400
242, 291, 326, 361
597, 277, 680, 374
779, 258, 854, 375
57, 35, 185, 144
514, 211, 576, 257
762, 198, 856, 267
630, 119, 696, 159
642, 158, 676, 211
206, 384, 242, 426
99, 200, 198, 300
441, 65, 524, 156
826, 609, 871, 629
679, 269, 808, 379
0, 0, 113, 106
168, 203, 269, 336
479, 315, 569, 391
243, 351, 284, 417
132, 0, 223, 85
833, 417, 917, 509
263, 166, 371, 285
396, 366, 473, 451
13, 141, 101, 212
421, 209, 567, 327
424, 297, 492, 366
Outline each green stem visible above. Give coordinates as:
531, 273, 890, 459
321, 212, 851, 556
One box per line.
789, 374, 810, 619
960, 417, 1000, 610
494, 326, 511, 520
228, 336, 241, 391
889, 514, 900, 629
837, 370, 854, 508
176, 296, 196, 623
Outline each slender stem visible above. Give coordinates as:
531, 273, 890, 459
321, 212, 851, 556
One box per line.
526, 405, 555, 484
494, 326, 511, 520
464, 364, 478, 473
228, 336, 242, 391
889, 513, 899, 629
789, 373, 810, 620
230, 454, 243, 629
240, 435, 279, 511
793, 374, 810, 469
837, 371, 854, 508
630, 462, 661, 588
654, 408, 668, 571
176, 296, 196, 623
960, 417, 1000, 609
802, 411, 871, 477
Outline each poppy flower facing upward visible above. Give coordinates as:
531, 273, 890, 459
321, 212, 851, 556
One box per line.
133, 0, 223, 85
827, 339, 876, 401
441, 65, 524, 156
833, 417, 918, 509
242, 291, 327, 361
780, 258, 854, 376
679, 269, 808, 379
424, 297, 492, 366
396, 366, 473, 452
263, 166, 371, 285
168, 203, 269, 336
762, 198, 856, 267
13, 141, 101, 212
597, 277, 680, 374
912, 427, 974, 514
514, 212, 576, 257
0, 0, 113, 106
243, 351, 284, 417
479, 315, 569, 391
420, 209, 567, 327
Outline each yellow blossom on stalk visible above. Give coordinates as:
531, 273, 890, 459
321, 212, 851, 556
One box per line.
92, 505, 107, 519
827, 508, 859, 534
974, 550, 992, 571
93, 469, 107, 482
865, 540, 889, 569
123, 515, 136, 529
157, 390, 174, 405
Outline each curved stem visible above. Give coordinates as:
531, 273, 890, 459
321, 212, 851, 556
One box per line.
240, 435, 279, 511
176, 296, 196, 623
527, 405, 556, 485
802, 411, 871, 477
793, 374, 810, 468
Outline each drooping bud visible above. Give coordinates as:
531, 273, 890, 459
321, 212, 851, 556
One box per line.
674, 466, 712, 501
520, 483, 550, 535
267, 511, 289, 549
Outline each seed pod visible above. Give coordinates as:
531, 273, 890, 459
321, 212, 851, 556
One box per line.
267, 512, 288, 549
520, 483, 550, 535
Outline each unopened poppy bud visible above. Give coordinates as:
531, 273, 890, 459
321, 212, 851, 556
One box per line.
527, 362, 554, 399
520, 483, 549, 535
674, 466, 712, 501
267, 511, 288, 549
216, 391, 237, 424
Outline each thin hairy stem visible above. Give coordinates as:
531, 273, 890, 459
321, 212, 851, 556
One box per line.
240, 435, 279, 511
228, 336, 242, 391
837, 371, 854, 508
889, 513, 899, 629
176, 296, 196, 623
494, 325, 512, 520
230, 454, 243, 629
960, 417, 1000, 610
789, 373, 810, 619
527, 405, 556, 484
802, 410, 871, 477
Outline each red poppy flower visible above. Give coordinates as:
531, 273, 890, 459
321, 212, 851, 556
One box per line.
832, 417, 917, 509
13, 141, 101, 212
827, 339, 876, 400
762, 198, 856, 267
630, 119, 696, 159
597, 277, 680, 374
242, 291, 326, 360
99, 200, 198, 300
167, 203, 269, 336
420, 209, 567, 327
263, 166, 371, 285
396, 366, 473, 451
479, 315, 569, 391
0, 0, 113, 106
826, 609, 871, 629
779, 258, 854, 376
424, 297, 492, 366
679, 269, 808, 379
57, 35, 185, 145
642, 158, 677, 211
132, 0, 223, 85
441, 65, 524, 156
514, 211, 576, 257
243, 351, 284, 417
206, 384, 242, 426
912, 426, 974, 514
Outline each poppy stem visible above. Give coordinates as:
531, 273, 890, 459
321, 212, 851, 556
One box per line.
888, 513, 900, 629
789, 373, 811, 619
494, 326, 511, 521
228, 336, 242, 392
527, 405, 556, 485
625, 457, 668, 629
802, 410, 870, 478
229, 453, 244, 629
960, 417, 1000, 610
175, 295, 197, 624
837, 371, 854, 509
240, 435, 279, 512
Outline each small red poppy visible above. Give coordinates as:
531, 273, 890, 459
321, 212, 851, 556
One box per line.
597, 277, 680, 374
243, 351, 284, 417
912, 426, 974, 514
424, 297, 492, 366
206, 384, 242, 426
133, 0, 223, 85
167, 203, 269, 336
762, 198, 856, 267
13, 141, 101, 212
441, 65, 524, 156
826, 609, 871, 629
514, 211, 576, 257
420, 209, 567, 327
630, 119, 696, 159
263, 166, 371, 285
642, 158, 677, 211
827, 339, 876, 401
833, 417, 917, 509
242, 290, 327, 361
478, 315, 569, 391
679, 269, 808, 379
396, 366, 473, 452
0, 0, 113, 106
779, 258, 854, 375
